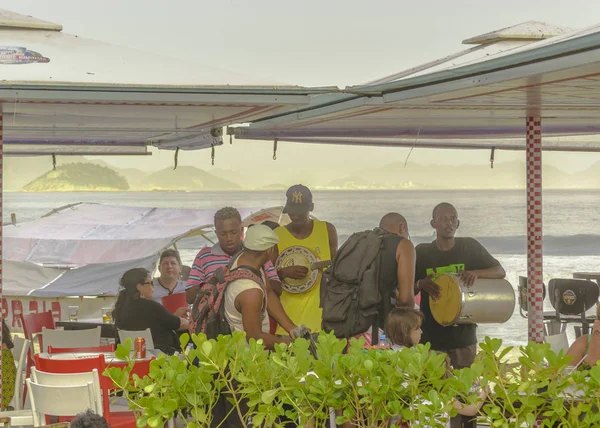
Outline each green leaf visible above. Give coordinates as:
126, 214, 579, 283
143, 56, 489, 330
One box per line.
201, 340, 213, 355
143, 384, 155, 393
164, 399, 178, 413
261, 389, 278, 404
147, 415, 162, 428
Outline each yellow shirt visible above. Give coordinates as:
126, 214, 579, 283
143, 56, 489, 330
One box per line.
275, 220, 331, 334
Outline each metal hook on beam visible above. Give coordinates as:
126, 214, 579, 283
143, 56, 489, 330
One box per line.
490, 147, 496, 169
173, 147, 180, 170
273, 138, 278, 161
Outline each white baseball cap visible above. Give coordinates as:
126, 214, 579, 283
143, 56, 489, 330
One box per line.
244, 224, 279, 251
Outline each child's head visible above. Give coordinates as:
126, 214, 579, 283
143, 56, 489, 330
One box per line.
385, 307, 424, 347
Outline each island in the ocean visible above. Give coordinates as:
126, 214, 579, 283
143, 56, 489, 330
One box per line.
22, 163, 130, 192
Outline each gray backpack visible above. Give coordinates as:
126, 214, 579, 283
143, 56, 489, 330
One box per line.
320, 228, 387, 340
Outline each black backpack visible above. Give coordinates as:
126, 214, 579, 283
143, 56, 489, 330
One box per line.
320, 228, 387, 341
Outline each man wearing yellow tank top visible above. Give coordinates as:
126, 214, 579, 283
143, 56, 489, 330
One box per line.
272, 185, 338, 334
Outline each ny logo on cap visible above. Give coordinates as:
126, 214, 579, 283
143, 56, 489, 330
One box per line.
292, 191, 303, 203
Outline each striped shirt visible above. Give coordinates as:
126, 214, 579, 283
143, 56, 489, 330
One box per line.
185, 243, 279, 290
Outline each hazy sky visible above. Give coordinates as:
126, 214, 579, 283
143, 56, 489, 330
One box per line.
5, 0, 600, 173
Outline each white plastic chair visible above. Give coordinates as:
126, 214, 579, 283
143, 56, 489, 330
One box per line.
30, 368, 103, 416
41, 326, 101, 352
118, 328, 155, 349
545, 332, 570, 354
0, 409, 34, 427
9, 336, 30, 410
26, 379, 98, 427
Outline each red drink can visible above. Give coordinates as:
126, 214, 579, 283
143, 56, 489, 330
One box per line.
134, 337, 146, 359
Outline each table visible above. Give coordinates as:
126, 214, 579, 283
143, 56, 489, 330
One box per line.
56, 318, 116, 339
38, 351, 157, 364
573, 272, 600, 286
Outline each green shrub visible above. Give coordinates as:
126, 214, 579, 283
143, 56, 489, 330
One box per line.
105, 333, 600, 428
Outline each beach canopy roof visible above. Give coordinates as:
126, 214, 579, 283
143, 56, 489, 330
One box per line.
0, 9, 333, 156
3, 203, 287, 297
233, 21, 600, 152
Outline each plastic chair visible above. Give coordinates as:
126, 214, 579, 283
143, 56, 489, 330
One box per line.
26, 379, 97, 427
9, 337, 30, 410
30, 368, 103, 417
47, 344, 115, 354
545, 332, 570, 354
0, 409, 34, 427
118, 328, 154, 349
21, 311, 55, 352
34, 353, 149, 428
161, 293, 188, 314
41, 326, 102, 352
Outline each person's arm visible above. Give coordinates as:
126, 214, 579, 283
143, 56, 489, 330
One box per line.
395, 239, 415, 307
273, 244, 309, 280
584, 321, 600, 365
185, 253, 206, 304
326, 222, 338, 258
565, 334, 588, 366
413, 244, 440, 299
458, 239, 506, 287
452, 387, 488, 416
236, 289, 291, 350
264, 261, 283, 296
265, 279, 296, 334
155, 301, 190, 332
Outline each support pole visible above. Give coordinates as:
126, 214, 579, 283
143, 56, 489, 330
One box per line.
0, 110, 3, 405
526, 115, 544, 343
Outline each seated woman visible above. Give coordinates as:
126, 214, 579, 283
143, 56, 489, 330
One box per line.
565, 320, 600, 368
113, 268, 189, 355
2, 319, 16, 410
385, 308, 488, 426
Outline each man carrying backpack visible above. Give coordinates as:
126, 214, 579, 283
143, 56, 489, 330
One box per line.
185, 207, 296, 337
224, 224, 300, 349
321, 213, 415, 345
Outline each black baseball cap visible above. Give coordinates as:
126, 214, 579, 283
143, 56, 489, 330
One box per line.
283, 184, 313, 214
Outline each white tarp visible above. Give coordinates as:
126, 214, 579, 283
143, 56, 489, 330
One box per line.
2, 203, 289, 297
4, 203, 253, 266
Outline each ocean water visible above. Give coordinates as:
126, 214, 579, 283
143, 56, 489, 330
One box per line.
4, 189, 600, 347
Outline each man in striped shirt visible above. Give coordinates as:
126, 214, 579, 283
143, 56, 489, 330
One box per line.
185, 207, 296, 334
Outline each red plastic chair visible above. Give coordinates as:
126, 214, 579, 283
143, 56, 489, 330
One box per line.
34, 353, 151, 428
161, 293, 188, 314
47, 344, 116, 354
21, 311, 55, 353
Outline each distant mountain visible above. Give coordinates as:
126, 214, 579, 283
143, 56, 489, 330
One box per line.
322, 161, 594, 190
22, 163, 129, 192
116, 168, 148, 189
4, 156, 97, 191
140, 166, 240, 191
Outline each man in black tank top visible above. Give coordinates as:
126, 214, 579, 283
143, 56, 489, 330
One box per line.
377, 213, 416, 328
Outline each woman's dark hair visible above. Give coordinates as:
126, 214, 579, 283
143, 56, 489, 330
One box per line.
112, 268, 149, 327
159, 248, 182, 265
2, 319, 13, 350
384, 307, 424, 347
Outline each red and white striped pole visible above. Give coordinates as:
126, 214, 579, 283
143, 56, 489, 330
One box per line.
526, 115, 544, 343
0, 110, 3, 405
